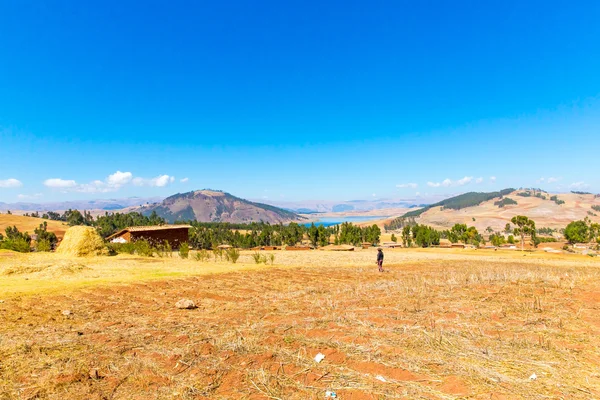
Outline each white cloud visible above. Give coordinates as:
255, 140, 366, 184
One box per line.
180, 177, 189, 183
415, 192, 421, 196
17, 193, 42, 200
490, 176, 497, 183
133, 175, 175, 187
45, 171, 175, 193
570, 181, 590, 190
44, 178, 77, 188
456, 176, 473, 186
396, 183, 418, 189
107, 171, 133, 186
428, 176, 472, 188
372, 193, 377, 197
475, 177, 483, 184
547, 177, 559, 184
0, 178, 23, 188
537, 177, 545, 183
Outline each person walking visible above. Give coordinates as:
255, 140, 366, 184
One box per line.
376, 248, 384, 272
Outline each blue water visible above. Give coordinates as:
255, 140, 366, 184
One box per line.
303, 216, 387, 227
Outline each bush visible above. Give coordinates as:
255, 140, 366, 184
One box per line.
179, 242, 190, 259
156, 241, 173, 258
0, 238, 31, 253
108, 242, 136, 255
194, 249, 210, 262
134, 239, 155, 257
251, 252, 264, 264
507, 235, 515, 244
213, 248, 223, 262
225, 248, 240, 263
268, 253, 275, 265
36, 239, 52, 252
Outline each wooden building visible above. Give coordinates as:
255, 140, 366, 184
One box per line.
106, 225, 191, 248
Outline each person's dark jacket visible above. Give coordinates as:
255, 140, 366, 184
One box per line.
377, 250, 384, 262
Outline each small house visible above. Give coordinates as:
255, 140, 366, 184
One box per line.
106, 225, 191, 248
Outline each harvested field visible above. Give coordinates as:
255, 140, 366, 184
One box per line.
0, 214, 68, 239
1, 250, 600, 399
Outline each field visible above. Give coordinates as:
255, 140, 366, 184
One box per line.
0, 214, 68, 239
1, 249, 600, 399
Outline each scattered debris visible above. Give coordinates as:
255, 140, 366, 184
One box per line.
175, 299, 197, 309
62, 309, 72, 316
375, 375, 387, 382
314, 352, 325, 363
325, 390, 337, 398
529, 373, 537, 381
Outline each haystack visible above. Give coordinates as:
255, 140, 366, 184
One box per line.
57, 226, 108, 257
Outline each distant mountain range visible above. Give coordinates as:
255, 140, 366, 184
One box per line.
134, 190, 303, 224
0, 197, 163, 212
260, 197, 443, 213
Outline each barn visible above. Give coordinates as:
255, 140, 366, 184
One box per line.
106, 225, 191, 248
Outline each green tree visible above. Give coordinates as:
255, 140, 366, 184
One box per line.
308, 223, 319, 248
511, 215, 536, 250
390, 233, 397, 243
504, 223, 512, 234
34, 222, 58, 249
402, 226, 412, 247
564, 220, 590, 244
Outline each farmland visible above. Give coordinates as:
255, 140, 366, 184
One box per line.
1, 249, 599, 399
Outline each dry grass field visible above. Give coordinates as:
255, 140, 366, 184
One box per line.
0, 214, 68, 239
1, 249, 600, 399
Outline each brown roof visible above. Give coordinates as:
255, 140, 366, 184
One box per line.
106, 225, 192, 240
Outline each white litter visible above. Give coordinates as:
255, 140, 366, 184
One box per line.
314, 353, 325, 363
529, 373, 537, 381
325, 390, 337, 398
375, 375, 387, 382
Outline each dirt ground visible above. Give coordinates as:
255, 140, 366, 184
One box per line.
1, 249, 600, 399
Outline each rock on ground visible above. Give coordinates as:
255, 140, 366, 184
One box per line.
175, 299, 197, 309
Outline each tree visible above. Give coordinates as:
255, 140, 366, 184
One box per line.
504, 223, 512, 234
308, 223, 319, 248
391, 233, 397, 243
34, 222, 58, 250
564, 220, 590, 244
402, 226, 412, 247
511, 215, 536, 251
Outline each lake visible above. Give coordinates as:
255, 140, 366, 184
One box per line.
303, 216, 387, 227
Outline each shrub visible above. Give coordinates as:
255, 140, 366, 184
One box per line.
0, 238, 31, 253
108, 242, 136, 255
179, 242, 190, 259
225, 248, 240, 263
251, 252, 263, 264
268, 253, 275, 265
507, 235, 515, 244
213, 248, 223, 262
134, 239, 155, 257
36, 239, 52, 252
194, 249, 210, 262
156, 241, 173, 258
592, 205, 600, 212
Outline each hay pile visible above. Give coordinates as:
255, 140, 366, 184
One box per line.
56, 226, 108, 257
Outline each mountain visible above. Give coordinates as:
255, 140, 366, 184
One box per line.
135, 190, 304, 223
0, 197, 164, 212
385, 189, 600, 232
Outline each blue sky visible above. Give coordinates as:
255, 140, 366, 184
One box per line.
1, 0, 599, 203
